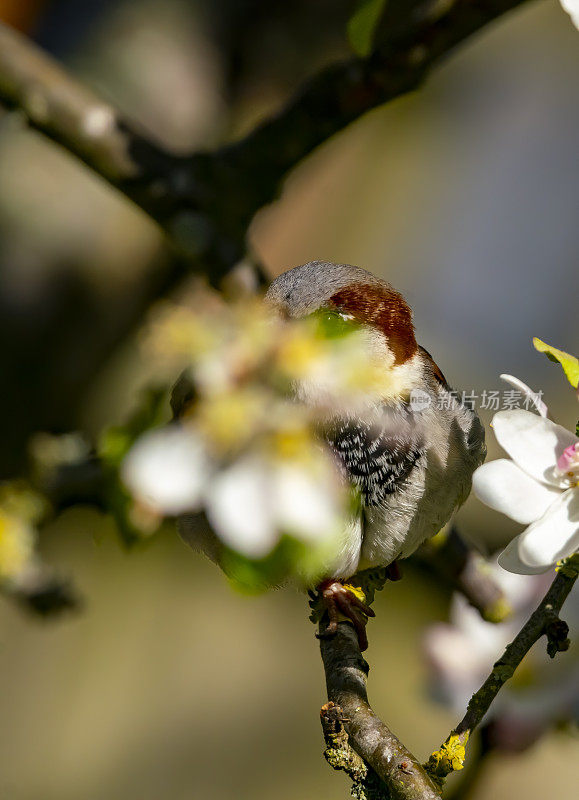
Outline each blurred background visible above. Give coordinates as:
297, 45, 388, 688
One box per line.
0, 1, 577, 798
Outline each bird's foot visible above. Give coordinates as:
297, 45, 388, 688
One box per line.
314, 580, 375, 651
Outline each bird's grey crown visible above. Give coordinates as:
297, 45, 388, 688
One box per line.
265, 260, 389, 317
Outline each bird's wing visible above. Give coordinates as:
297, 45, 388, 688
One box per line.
327, 412, 424, 508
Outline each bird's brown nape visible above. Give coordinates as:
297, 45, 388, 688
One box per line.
329, 282, 417, 365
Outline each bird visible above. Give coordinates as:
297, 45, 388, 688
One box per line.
262, 261, 486, 648
178, 261, 486, 649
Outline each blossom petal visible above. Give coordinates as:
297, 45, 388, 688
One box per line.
122, 426, 209, 515
204, 458, 277, 559
497, 536, 551, 575
499, 374, 548, 418
274, 464, 340, 542
560, 1, 579, 31
473, 459, 560, 524
423, 622, 496, 711
517, 488, 579, 568
492, 410, 578, 487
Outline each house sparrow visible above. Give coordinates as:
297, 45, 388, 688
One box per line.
178, 261, 486, 648
263, 261, 486, 648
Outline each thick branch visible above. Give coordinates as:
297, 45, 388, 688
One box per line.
319, 620, 442, 800
0, 24, 162, 184
0, 2, 529, 285
219, 0, 529, 221
428, 565, 578, 781
0, 24, 236, 279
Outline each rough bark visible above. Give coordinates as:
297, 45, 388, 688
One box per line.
319, 620, 443, 799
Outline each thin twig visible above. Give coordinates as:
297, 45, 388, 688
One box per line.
427, 564, 578, 782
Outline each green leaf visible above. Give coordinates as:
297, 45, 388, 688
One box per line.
347, 0, 388, 57
223, 532, 339, 595
533, 338, 579, 389
98, 385, 169, 546
99, 385, 169, 468
222, 537, 308, 594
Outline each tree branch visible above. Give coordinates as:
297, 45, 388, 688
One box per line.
0, 23, 165, 185
427, 563, 578, 782
0, 23, 243, 282
0, 2, 530, 285
319, 619, 443, 800
218, 0, 529, 221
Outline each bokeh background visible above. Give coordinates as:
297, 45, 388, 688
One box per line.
0, 1, 577, 798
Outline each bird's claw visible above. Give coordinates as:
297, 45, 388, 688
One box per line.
315, 580, 375, 651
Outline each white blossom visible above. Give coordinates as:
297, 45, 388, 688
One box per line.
123, 422, 345, 563
204, 452, 343, 559
499, 374, 548, 418
424, 565, 579, 749
561, 0, 579, 29
122, 425, 210, 515
424, 567, 546, 712
473, 409, 579, 573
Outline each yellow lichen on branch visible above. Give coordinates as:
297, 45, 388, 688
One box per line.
426, 733, 468, 780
